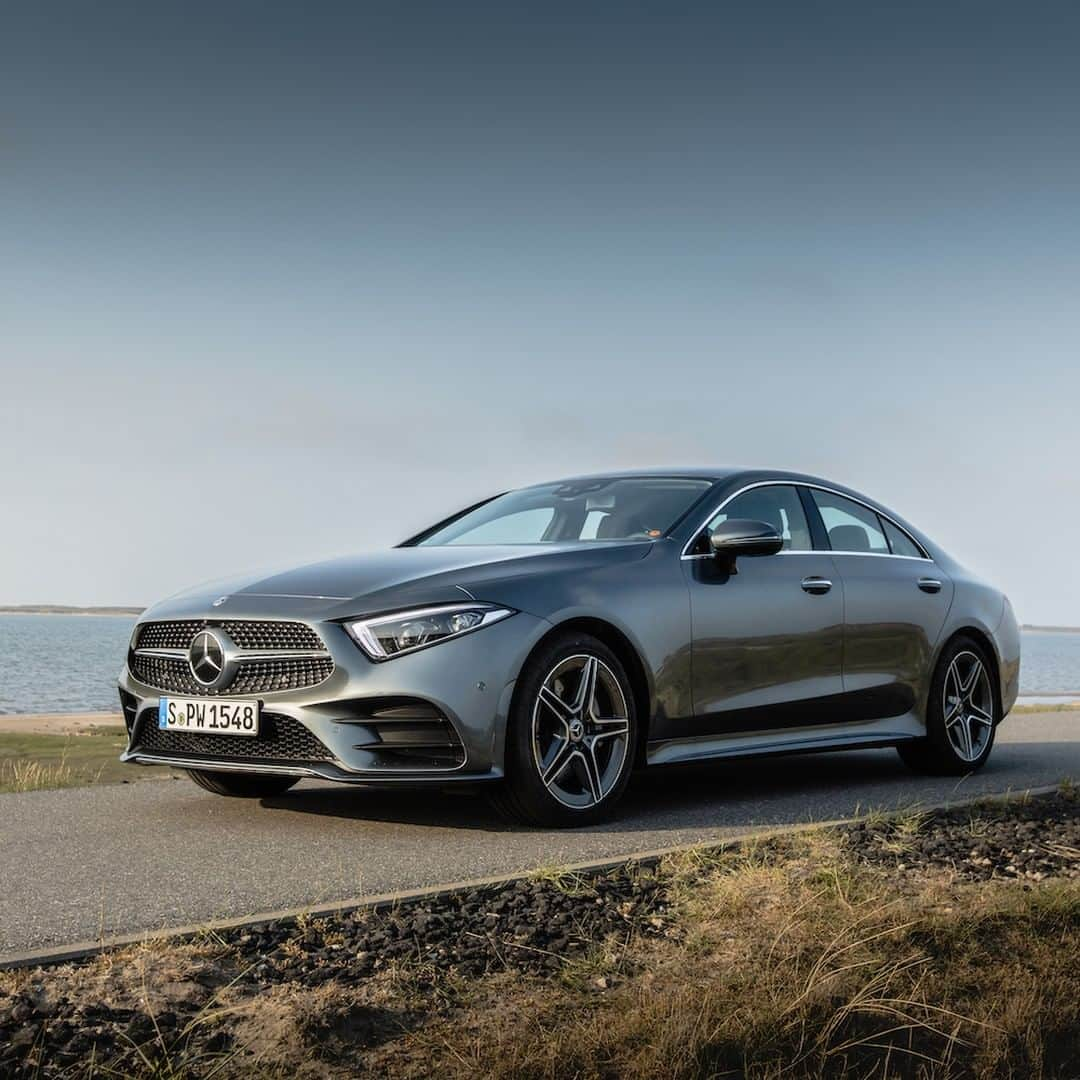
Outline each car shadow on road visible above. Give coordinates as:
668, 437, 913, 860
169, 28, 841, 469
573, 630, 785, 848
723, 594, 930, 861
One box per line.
257, 744, 1036, 834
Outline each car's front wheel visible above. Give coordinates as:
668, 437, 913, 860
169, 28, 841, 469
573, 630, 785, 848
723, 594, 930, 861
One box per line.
897, 635, 999, 775
186, 769, 300, 798
493, 632, 638, 826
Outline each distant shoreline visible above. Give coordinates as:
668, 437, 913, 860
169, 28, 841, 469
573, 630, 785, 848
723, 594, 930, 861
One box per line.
0, 605, 143, 617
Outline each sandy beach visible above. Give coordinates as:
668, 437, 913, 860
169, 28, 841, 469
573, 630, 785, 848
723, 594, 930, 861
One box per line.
0, 712, 123, 735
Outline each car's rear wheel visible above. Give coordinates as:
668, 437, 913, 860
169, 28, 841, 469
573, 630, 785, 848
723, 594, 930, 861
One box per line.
897, 635, 999, 775
186, 769, 300, 798
493, 632, 637, 826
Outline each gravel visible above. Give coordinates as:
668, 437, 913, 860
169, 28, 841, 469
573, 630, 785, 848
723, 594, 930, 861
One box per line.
2, 788, 1077, 1076
840, 788, 1080, 881
232, 867, 668, 983
0, 866, 671, 1075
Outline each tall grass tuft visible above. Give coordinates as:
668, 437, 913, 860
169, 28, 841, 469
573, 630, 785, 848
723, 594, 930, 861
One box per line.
0, 757, 75, 792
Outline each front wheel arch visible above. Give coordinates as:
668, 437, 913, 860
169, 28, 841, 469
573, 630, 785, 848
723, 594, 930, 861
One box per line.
509, 617, 653, 768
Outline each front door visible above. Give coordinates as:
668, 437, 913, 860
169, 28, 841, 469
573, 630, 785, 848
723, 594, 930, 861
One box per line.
680, 484, 845, 737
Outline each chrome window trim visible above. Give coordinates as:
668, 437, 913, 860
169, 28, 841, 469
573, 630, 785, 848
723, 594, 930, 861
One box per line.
681, 549, 933, 563
810, 550, 931, 562
679, 480, 933, 562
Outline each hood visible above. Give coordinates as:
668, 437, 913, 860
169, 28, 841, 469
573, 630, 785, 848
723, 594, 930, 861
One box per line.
142, 543, 651, 621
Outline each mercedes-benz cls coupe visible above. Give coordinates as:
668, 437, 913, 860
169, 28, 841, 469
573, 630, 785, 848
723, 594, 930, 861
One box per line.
119, 469, 1020, 825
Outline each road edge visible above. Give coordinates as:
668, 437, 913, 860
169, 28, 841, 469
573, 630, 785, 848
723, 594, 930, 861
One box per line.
1, 781, 1062, 971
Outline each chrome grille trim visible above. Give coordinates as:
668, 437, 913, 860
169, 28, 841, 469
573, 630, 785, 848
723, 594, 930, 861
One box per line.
129, 619, 335, 695
133, 647, 329, 662
130, 654, 335, 696
135, 621, 204, 649
135, 620, 325, 652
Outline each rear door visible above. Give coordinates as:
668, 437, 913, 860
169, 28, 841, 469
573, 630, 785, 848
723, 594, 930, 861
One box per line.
681, 483, 845, 736
805, 487, 954, 718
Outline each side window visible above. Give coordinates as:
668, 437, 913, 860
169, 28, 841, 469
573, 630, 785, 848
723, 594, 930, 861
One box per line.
707, 485, 812, 551
810, 490, 889, 553
882, 519, 926, 559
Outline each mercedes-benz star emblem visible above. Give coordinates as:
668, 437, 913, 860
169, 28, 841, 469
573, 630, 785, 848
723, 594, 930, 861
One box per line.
189, 630, 226, 687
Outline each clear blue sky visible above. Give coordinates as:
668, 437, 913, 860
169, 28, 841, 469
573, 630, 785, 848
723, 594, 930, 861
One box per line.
2, 1, 1078, 622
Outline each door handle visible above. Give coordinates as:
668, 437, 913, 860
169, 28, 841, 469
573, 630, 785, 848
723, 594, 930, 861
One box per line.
918, 578, 943, 594
801, 576, 832, 595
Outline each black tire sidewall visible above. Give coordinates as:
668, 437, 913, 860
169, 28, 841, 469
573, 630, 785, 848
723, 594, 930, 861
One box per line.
500, 632, 638, 826
187, 769, 299, 798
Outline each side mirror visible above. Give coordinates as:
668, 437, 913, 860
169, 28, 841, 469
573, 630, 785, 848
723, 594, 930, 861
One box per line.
708, 518, 785, 562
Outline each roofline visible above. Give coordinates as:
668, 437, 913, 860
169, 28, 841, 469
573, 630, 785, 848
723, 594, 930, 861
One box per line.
403, 467, 948, 565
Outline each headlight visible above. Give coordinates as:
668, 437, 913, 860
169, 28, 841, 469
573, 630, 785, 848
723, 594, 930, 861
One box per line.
344, 603, 515, 661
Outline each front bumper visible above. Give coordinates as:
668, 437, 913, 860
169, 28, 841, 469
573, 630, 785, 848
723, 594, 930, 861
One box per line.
119, 610, 549, 782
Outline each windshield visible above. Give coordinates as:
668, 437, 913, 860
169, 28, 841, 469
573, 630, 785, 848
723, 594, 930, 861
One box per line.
415, 477, 713, 546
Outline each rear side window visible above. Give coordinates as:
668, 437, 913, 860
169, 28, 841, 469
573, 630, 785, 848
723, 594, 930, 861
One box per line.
810, 490, 889, 553
882, 519, 926, 558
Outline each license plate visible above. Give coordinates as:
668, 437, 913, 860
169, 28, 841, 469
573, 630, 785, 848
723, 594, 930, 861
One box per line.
158, 697, 260, 736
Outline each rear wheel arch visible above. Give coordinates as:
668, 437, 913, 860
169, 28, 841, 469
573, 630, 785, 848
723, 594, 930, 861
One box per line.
511, 617, 653, 766
932, 626, 1003, 719
899, 629, 1000, 775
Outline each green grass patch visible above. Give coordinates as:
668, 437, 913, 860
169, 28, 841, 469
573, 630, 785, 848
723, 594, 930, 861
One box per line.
0, 729, 169, 792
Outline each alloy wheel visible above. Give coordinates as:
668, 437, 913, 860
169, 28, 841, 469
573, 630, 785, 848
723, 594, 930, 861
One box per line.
530, 653, 631, 810
942, 650, 995, 762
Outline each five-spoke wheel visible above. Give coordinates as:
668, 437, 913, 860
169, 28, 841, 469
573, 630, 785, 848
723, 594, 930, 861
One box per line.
897, 635, 999, 775
531, 654, 631, 810
940, 650, 995, 763
494, 633, 637, 825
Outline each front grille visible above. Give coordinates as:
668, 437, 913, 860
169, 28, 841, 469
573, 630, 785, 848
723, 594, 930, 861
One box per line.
130, 654, 335, 696
135, 620, 324, 651
136, 621, 205, 650
133, 711, 333, 762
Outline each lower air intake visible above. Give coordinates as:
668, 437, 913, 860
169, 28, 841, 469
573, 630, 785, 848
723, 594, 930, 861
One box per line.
133, 711, 333, 762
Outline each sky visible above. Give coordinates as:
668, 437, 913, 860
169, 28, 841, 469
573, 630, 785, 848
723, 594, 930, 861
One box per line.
1, 1, 1078, 622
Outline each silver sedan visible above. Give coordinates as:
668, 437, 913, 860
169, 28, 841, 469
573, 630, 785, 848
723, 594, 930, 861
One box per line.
119, 469, 1020, 825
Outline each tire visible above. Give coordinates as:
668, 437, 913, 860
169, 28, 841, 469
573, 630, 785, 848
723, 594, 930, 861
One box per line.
186, 769, 300, 798
897, 634, 999, 775
491, 632, 638, 827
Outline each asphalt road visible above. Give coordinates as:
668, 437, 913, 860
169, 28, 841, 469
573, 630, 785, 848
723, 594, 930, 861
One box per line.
2, 710, 1077, 959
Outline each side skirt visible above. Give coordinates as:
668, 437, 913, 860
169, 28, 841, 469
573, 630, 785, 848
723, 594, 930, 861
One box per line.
645, 716, 925, 768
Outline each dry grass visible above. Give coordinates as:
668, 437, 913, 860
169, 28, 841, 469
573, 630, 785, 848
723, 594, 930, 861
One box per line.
6, 828, 1078, 1078
0, 756, 77, 792
526, 865, 601, 898
0, 729, 171, 792
371, 834, 1080, 1079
